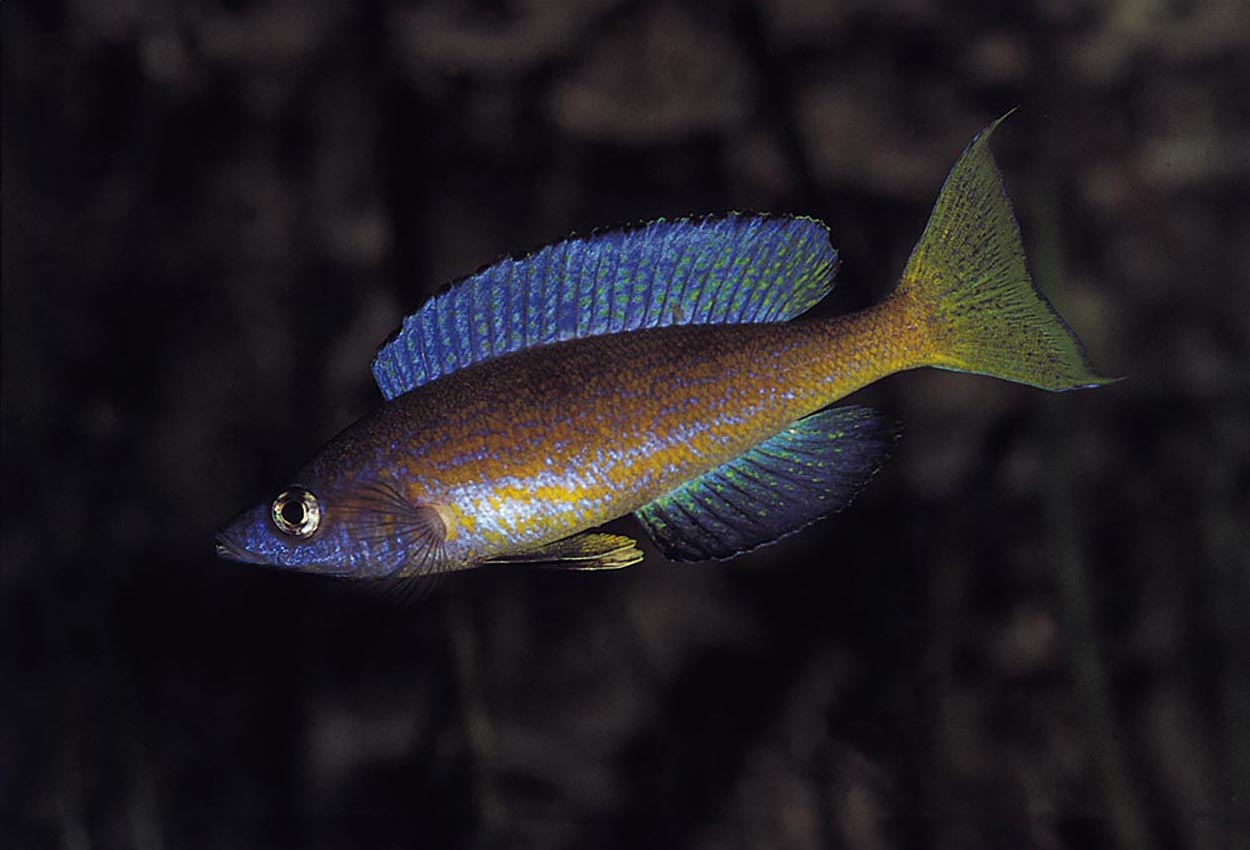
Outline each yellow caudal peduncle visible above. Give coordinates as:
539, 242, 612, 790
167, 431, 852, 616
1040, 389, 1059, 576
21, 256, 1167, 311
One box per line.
793, 288, 933, 405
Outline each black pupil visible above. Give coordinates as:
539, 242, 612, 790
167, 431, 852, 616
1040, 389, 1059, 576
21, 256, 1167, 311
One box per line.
281, 499, 305, 526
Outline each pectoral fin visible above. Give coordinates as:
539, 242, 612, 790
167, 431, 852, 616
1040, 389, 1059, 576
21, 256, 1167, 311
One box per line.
485, 532, 644, 570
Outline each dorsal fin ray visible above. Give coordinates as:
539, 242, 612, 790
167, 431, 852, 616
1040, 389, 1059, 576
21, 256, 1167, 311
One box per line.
371, 214, 839, 400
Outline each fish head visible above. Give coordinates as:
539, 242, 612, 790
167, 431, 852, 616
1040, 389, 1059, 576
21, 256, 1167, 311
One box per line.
216, 477, 450, 579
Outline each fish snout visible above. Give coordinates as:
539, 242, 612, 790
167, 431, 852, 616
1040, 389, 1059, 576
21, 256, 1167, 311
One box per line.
215, 530, 268, 565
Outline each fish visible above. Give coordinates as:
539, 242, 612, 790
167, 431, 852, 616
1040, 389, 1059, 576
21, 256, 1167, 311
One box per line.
216, 118, 1112, 582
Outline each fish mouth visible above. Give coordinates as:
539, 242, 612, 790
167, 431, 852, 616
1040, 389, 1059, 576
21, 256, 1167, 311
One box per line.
215, 532, 268, 565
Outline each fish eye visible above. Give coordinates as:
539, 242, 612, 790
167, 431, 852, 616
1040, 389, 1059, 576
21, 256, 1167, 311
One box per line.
271, 487, 320, 538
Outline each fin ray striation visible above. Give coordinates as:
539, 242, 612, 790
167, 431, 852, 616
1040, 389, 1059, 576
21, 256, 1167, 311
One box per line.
635, 405, 901, 561
371, 214, 838, 400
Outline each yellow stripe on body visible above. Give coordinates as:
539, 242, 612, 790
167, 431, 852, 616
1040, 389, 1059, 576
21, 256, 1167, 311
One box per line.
384, 299, 930, 565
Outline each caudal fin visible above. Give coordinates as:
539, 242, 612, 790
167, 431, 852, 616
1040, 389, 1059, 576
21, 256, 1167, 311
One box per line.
896, 116, 1113, 392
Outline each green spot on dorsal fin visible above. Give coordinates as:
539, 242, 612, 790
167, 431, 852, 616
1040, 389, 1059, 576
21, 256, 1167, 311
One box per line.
371, 214, 839, 400
635, 406, 900, 562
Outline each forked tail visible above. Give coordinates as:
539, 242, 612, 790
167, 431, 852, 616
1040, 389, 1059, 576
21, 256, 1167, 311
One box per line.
894, 115, 1113, 391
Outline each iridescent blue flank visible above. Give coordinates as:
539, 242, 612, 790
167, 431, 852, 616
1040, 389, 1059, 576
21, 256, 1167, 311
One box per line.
371, 214, 838, 401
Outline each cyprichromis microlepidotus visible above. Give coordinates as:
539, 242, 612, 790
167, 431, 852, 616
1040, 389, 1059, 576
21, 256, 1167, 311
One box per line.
216, 117, 1113, 585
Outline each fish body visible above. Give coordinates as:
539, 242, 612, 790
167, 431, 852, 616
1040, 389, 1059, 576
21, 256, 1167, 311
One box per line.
301, 311, 909, 569
217, 119, 1110, 580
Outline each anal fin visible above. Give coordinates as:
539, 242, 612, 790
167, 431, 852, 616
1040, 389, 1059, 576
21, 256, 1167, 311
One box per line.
634, 405, 900, 561
485, 532, 644, 570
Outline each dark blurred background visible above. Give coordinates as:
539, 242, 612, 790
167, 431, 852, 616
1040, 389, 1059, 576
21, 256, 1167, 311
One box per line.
3, 2, 1247, 848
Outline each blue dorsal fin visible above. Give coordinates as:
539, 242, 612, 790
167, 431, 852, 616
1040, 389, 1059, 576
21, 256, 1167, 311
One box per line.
371, 214, 838, 400
634, 406, 900, 562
